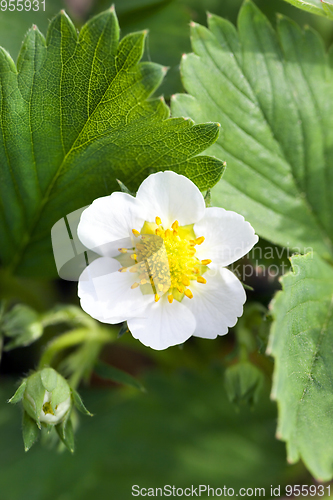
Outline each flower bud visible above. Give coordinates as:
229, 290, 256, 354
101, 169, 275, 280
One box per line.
22, 367, 72, 427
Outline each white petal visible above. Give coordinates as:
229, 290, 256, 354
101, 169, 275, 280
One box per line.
185, 266, 246, 339
127, 294, 196, 350
78, 257, 153, 324
77, 192, 147, 256
194, 207, 258, 266
136, 171, 205, 228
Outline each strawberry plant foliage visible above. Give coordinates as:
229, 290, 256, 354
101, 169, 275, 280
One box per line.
269, 253, 333, 481
171, 0, 333, 480
0, 8, 223, 279
171, 1, 333, 259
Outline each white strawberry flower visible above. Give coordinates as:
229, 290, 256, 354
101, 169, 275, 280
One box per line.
77, 171, 258, 350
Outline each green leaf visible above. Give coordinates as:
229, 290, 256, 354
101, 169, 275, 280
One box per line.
72, 389, 93, 416
0, 8, 223, 279
94, 360, 146, 392
268, 253, 333, 481
171, 1, 333, 259
22, 411, 39, 452
1, 304, 43, 351
282, 0, 333, 19
8, 380, 27, 405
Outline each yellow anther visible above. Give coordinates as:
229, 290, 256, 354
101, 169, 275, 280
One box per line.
193, 267, 200, 274
168, 294, 174, 304
131, 282, 139, 289
155, 228, 162, 236
177, 286, 184, 293
130, 254, 137, 260
197, 276, 207, 284
201, 259, 212, 265
132, 229, 140, 237
118, 248, 128, 253
173, 229, 178, 236
182, 276, 190, 286
195, 236, 205, 245
155, 216, 162, 225
184, 289, 193, 299
171, 220, 179, 230
155, 293, 160, 302
140, 279, 147, 285
165, 229, 172, 238
118, 267, 127, 272
189, 240, 196, 246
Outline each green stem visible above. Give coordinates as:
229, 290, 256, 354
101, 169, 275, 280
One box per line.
38, 326, 116, 370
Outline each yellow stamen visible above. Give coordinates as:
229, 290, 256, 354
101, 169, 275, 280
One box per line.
118, 267, 127, 272
118, 248, 128, 253
130, 216, 210, 304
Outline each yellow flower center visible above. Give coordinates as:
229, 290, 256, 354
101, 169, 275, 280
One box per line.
118, 216, 211, 303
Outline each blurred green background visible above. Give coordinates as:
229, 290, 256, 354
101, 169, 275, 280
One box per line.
1, 0, 332, 498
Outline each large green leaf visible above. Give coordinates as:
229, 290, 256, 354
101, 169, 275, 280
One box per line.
268, 253, 333, 481
171, 1, 333, 259
282, 0, 333, 19
0, 8, 223, 279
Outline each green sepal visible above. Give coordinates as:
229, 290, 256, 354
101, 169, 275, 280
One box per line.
40, 367, 58, 392
224, 362, 264, 408
8, 380, 27, 404
118, 322, 129, 338
22, 372, 45, 425
94, 360, 146, 392
55, 416, 75, 453
22, 411, 39, 452
116, 179, 135, 196
72, 389, 93, 416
